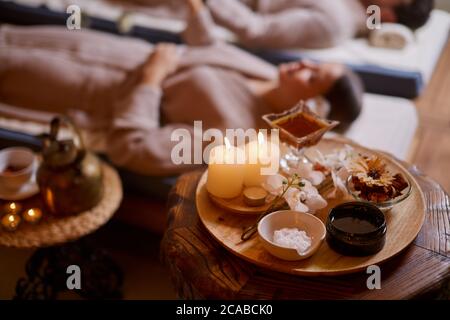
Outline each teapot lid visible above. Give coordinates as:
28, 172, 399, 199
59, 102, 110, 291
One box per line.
42, 117, 83, 167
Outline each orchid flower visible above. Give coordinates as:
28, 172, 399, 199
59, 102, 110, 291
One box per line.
287, 161, 325, 186
307, 145, 357, 199
263, 174, 327, 214
313, 145, 356, 172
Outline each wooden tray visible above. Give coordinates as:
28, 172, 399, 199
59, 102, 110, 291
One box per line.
208, 191, 271, 215
196, 138, 426, 276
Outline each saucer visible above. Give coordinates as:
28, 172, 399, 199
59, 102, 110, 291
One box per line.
0, 174, 39, 201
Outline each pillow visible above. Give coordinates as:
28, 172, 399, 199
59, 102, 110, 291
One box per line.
369, 23, 415, 50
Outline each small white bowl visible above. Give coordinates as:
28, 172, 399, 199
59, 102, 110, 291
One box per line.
0, 147, 37, 191
258, 210, 326, 261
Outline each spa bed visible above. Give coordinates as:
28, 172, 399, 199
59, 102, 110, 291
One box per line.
254, 9, 450, 98
0, 0, 448, 98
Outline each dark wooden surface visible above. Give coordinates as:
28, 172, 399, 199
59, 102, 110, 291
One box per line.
161, 167, 450, 299
413, 40, 450, 194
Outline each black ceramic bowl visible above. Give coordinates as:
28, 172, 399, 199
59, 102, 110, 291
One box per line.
326, 202, 386, 256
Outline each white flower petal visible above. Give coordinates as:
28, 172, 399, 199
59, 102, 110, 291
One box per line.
283, 188, 299, 208
293, 201, 309, 213
302, 179, 319, 196
305, 194, 328, 211
308, 171, 325, 186
283, 189, 308, 212
337, 167, 350, 181
263, 174, 285, 195
326, 170, 349, 199
302, 179, 313, 188
298, 191, 308, 202
290, 162, 325, 186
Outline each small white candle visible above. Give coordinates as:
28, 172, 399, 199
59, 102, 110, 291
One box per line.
244, 132, 280, 187
206, 138, 245, 199
1, 213, 21, 232
23, 208, 43, 224
4, 202, 22, 215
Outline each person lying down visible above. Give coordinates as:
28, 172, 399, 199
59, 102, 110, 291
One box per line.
0, 24, 362, 176
188, 0, 434, 49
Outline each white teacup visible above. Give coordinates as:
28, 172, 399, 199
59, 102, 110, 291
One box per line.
0, 147, 37, 191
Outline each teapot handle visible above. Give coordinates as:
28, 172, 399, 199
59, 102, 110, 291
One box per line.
49, 116, 86, 151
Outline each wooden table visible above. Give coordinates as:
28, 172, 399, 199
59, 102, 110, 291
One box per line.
161, 167, 450, 299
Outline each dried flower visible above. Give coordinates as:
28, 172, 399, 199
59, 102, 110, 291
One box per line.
351, 156, 394, 187
350, 155, 409, 202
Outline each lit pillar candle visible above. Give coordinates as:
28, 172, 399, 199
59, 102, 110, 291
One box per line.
23, 208, 43, 224
206, 137, 245, 199
244, 132, 280, 187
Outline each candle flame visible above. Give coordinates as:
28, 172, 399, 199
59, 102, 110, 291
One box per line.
224, 137, 231, 149
9, 203, 16, 210
8, 215, 15, 222
258, 132, 265, 145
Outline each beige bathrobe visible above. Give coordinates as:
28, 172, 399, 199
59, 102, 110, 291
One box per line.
205, 0, 367, 49
105, 0, 367, 49
0, 23, 276, 176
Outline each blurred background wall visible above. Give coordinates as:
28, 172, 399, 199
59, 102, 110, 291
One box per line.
436, 0, 450, 12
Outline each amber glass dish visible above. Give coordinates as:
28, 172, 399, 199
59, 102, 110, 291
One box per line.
262, 101, 339, 171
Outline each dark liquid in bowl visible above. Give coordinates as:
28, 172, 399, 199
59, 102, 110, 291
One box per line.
273, 113, 325, 138
331, 216, 379, 234
2, 164, 27, 175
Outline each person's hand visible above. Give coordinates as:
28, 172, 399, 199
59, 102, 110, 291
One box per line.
278, 60, 344, 100
142, 43, 180, 86
186, 0, 205, 15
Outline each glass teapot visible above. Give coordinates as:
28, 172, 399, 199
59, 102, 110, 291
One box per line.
37, 117, 103, 216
